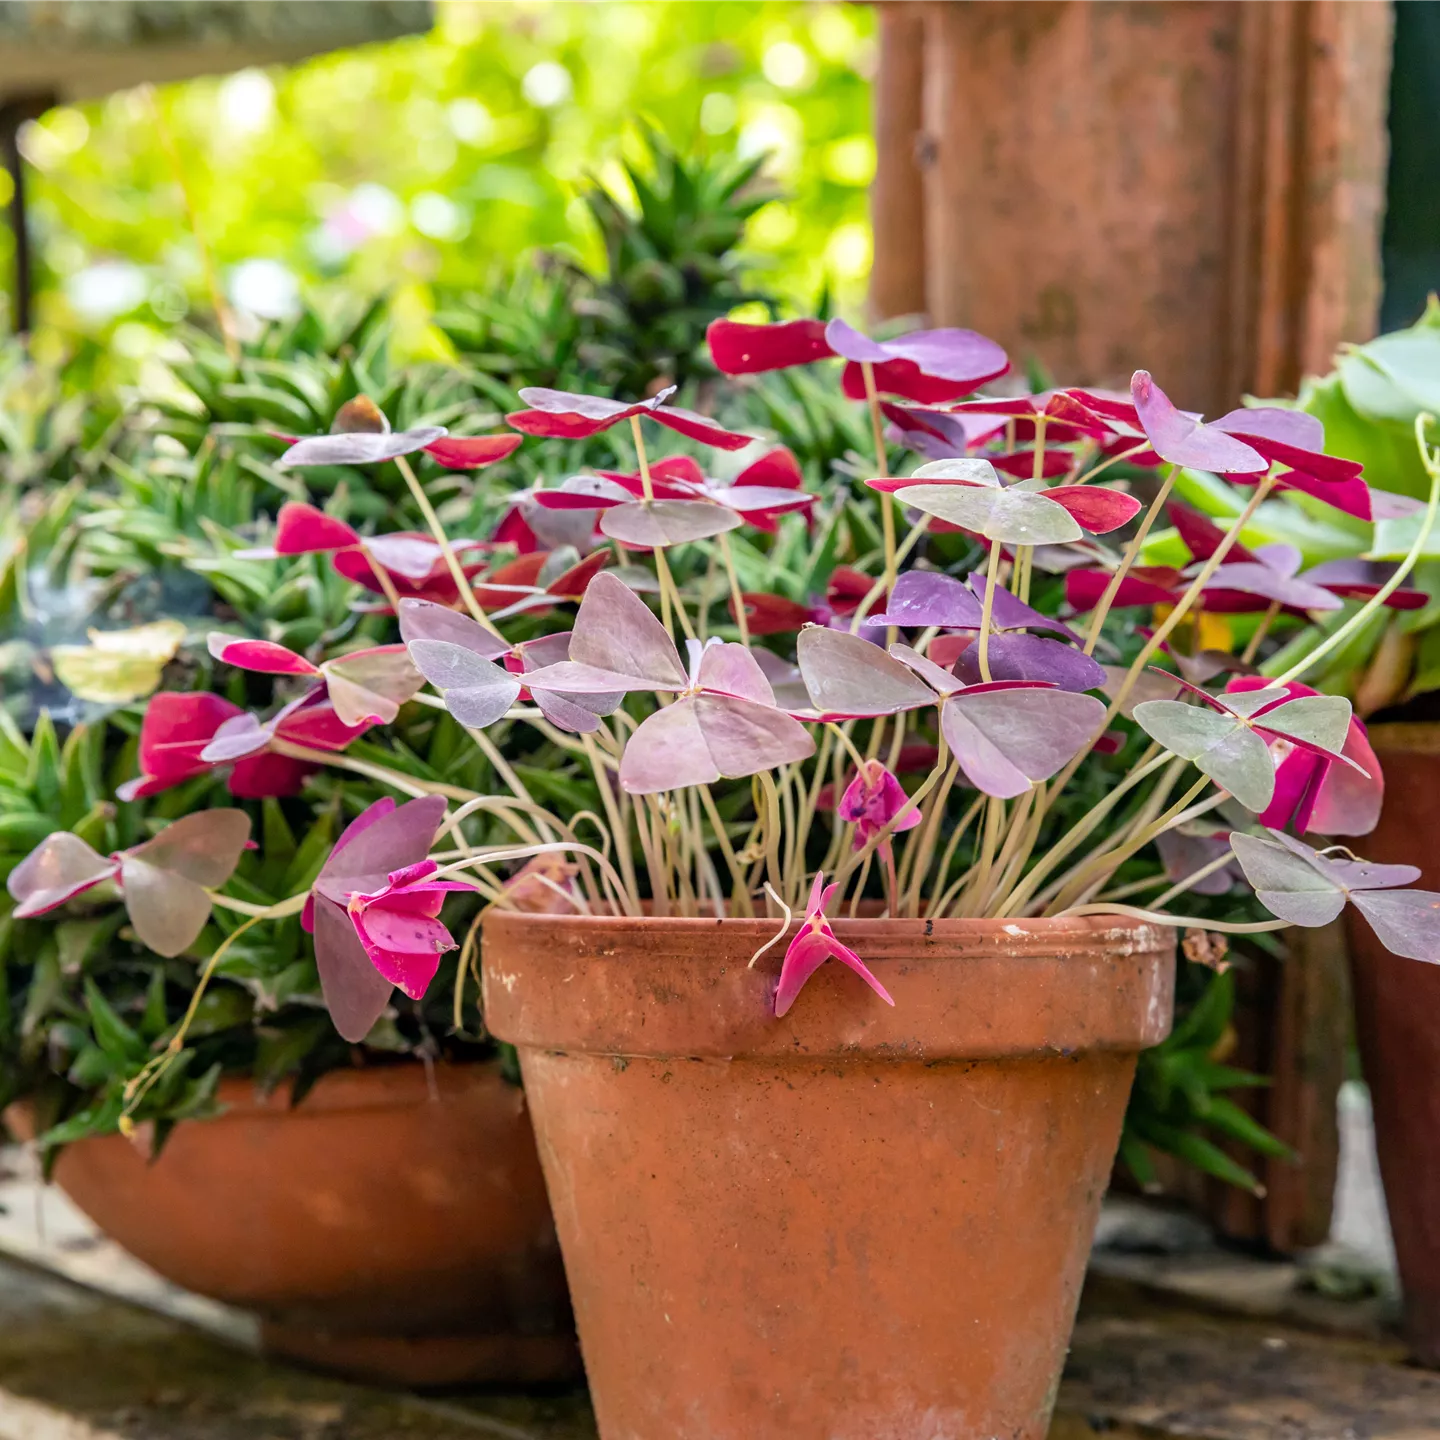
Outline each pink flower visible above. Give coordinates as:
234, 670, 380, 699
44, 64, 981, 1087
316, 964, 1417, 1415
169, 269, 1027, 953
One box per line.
774, 873, 895, 1018
303, 797, 475, 1040
837, 760, 923, 849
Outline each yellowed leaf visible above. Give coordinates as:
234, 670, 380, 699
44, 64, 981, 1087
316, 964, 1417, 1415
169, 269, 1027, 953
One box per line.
52, 620, 187, 703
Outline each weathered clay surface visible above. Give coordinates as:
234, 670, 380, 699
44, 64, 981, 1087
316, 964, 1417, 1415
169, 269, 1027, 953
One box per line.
484, 912, 1175, 1440
1346, 727, 1440, 1366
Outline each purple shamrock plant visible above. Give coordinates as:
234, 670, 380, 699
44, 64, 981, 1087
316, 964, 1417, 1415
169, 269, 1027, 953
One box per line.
18, 312, 1440, 1114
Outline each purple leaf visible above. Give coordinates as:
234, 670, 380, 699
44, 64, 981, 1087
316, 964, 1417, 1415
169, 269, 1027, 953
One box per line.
1350, 889, 1440, 964
1156, 829, 1237, 896
796, 626, 937, 717
1131, 372, 1267, 473
865, 571, 982, 629
315, 794, 447, 904
117, 857, 213, 957
560, 571, 687, 690
967, 572, 1085, 642
942, 688, 1104, 797
397, 598, 511, 660
312, 892, 395, 1042
1201, 562, 1342, 614
896, 482, 1082, 545
407, 639, 524, 728
951, 633, 1106, 692
127, 810, 251, 888
321, 645, 425, 726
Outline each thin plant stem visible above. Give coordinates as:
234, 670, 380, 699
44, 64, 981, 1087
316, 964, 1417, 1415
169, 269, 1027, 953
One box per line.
927, 795, 985, 919
1058, 902, 1288, 934
757, 771, 785, 909
270, 739, 479, 804
977, 541, 1002, 682
699, 783, 753, 917
359, 542, 405, 612
861, 359, 900, 616
393, 454, 500, 635
718, 530, 749, 646
1241, 600, 1282, 665
1081, 465, 1179, 656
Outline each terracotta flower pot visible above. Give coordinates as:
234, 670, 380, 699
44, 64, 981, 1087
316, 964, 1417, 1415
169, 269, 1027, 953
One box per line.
483, 910, 1174, 1439
24, 1060, 579, 1387
1345, 723, 1440, 1365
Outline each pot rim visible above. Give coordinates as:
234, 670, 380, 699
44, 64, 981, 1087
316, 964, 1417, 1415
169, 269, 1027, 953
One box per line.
482, 910, 1175, 1061
484, 907, 1168, 956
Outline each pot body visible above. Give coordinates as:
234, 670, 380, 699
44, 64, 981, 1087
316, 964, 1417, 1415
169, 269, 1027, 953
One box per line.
35, 1060, 578, 1387
1346, 725, 1440, 1365
483, 911, 1174, 1440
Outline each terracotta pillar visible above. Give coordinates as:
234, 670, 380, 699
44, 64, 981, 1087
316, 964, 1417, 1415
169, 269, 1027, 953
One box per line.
869, 2, 928, 320
884, 1, 1392, 413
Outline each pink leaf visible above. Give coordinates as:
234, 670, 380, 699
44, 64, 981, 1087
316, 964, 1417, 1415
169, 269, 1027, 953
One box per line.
7, 834, 117, 917
1041, 485, 1142, 534
1131, 372, 1267, 473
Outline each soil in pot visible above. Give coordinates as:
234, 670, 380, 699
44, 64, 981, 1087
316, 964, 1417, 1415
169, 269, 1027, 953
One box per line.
1345, 723, 1440, 1366
17, 1059, 579, 1388
482, 909, 1174, 1440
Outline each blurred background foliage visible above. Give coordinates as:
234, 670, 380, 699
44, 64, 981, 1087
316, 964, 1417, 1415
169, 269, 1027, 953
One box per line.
0, 0, 876, 387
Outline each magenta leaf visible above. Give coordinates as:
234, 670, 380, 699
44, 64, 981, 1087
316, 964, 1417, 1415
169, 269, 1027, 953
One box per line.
1041, 485, 1141, 534
1130, 372, 1267, 473
706, 317, 834, 375
118, 692, 246, 800
207, 634, 319, 677
1167, 500, 1257, 564
235, 501, 360, 560
7, 834, 117, 917
1065, 565, 1183, 611
508, 385, 751, 451
1209, 406, 1365, 487
420, 434, 523, 469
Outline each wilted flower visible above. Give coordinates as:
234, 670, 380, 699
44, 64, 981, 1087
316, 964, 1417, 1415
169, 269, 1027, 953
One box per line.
837, 759, 923, 849
774, 873, 894, 1018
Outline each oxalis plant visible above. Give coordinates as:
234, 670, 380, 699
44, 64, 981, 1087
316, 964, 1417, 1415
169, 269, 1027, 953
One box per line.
10, 314, 1440, 1134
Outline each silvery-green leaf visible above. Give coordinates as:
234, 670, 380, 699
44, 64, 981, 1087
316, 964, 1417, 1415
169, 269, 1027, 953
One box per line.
908, 458, 1001, 486
1133, 700, 1275, 811
896, 483, 1083, 545
1229, 831, 1346, 927
406, 640, 522, 729
1252, 695, 1352, 755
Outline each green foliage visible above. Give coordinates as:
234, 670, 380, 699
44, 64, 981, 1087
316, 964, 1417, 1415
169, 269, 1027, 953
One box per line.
8, 1, 876, 382
1122, 968, 1293, 1195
